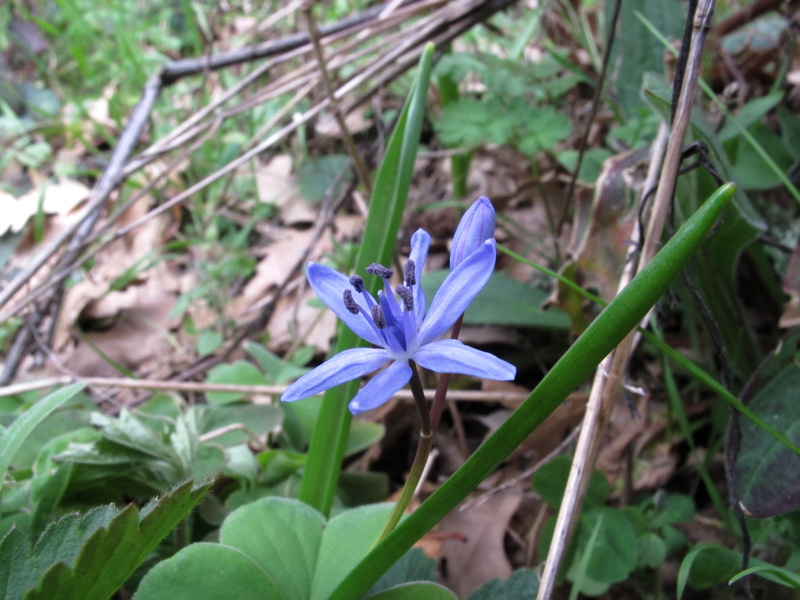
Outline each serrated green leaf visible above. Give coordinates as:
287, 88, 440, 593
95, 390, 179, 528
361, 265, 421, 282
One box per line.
17, 481, 208, 600
0, 528, 33, 599
92, 410, 177, 462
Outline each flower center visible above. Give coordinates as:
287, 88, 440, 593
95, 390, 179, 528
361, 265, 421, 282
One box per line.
341, 260, 419, 358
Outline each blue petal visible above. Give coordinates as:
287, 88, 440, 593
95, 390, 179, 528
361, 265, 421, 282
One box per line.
306, 262, 383, 346
409, 229, 430, 326
281, 347, 390, 402
417, 239, 496, 346
450, 196, 495, 270
413, 339, 515, 380
348, 360, 412, 413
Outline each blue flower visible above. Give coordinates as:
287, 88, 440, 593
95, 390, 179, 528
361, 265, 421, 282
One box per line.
281, 229, 516, 414
450, 196, 496, 269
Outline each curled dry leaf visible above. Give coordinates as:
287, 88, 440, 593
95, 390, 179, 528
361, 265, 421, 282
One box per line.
438, 484, 522, 596
0, 177, 90, 236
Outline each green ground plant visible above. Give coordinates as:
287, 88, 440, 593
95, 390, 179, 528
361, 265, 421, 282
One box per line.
1, 1, 799, 598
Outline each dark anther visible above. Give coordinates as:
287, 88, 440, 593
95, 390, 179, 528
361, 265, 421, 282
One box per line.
349, 274, 364, 292
366, 263, 393, 279
371, 304, 387, 329
404, 260, 416, 286
396, 285, 413, 312
343, 290, 359, 314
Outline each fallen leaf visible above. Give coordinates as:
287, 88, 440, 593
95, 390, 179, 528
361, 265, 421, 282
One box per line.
438, 485, 522, 596
255, 154, 316, 225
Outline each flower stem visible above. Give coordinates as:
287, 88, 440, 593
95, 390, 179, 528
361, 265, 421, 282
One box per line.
429, 314, 464, 431
376, 361, 432, 541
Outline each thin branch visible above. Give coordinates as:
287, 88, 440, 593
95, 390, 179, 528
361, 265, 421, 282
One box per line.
556, 0, 623, 250
0, 376, 529, 403
303, 0, 373, 194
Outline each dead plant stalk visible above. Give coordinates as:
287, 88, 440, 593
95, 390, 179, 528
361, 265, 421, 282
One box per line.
536, 1, 716, 598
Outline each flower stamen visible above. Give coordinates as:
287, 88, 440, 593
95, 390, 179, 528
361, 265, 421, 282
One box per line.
366, 263, 393, 279
396, 285, 413, 312
404, 260, 416, 286
349, 274, 365, 292
371, 304, 387, 329
343, 290, 359, 314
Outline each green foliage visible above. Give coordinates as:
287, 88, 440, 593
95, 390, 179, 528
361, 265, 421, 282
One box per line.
0, 481, 208, 600
0, 383, 87, 481
297, 154, 350, 203
534, 458, 696, 597
533, 455, 609, 510
330, 184, 735, 598
728, 330, 800, 517
298, 43, 436, 515
433, 52, 575, 156
467, 568, 540, 599
205, 362, 271, 405
53, 403, 277, 498
134, 497, 451, 600
422, 271, 570, 329
609, 0, 684, 117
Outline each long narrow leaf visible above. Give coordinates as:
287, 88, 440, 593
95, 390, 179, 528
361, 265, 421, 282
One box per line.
330, 183, 735, 598
298, 44, 435, 515
0, 383, 87, 479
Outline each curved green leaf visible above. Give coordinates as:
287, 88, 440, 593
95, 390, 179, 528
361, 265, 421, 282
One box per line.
220, 497, 324, 600
368, 582, 458, 600
0, 383, 86, 479
311, 503, 395, 600
133, 543, 280, 600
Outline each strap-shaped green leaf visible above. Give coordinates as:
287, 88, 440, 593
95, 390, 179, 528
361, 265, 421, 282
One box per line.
330, 184, 735, 599
298, 44, 435, 516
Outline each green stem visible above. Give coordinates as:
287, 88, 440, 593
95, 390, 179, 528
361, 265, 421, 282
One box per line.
377, 362, 432, 541
297, 45, 434, 516
429, 314, 464, 431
